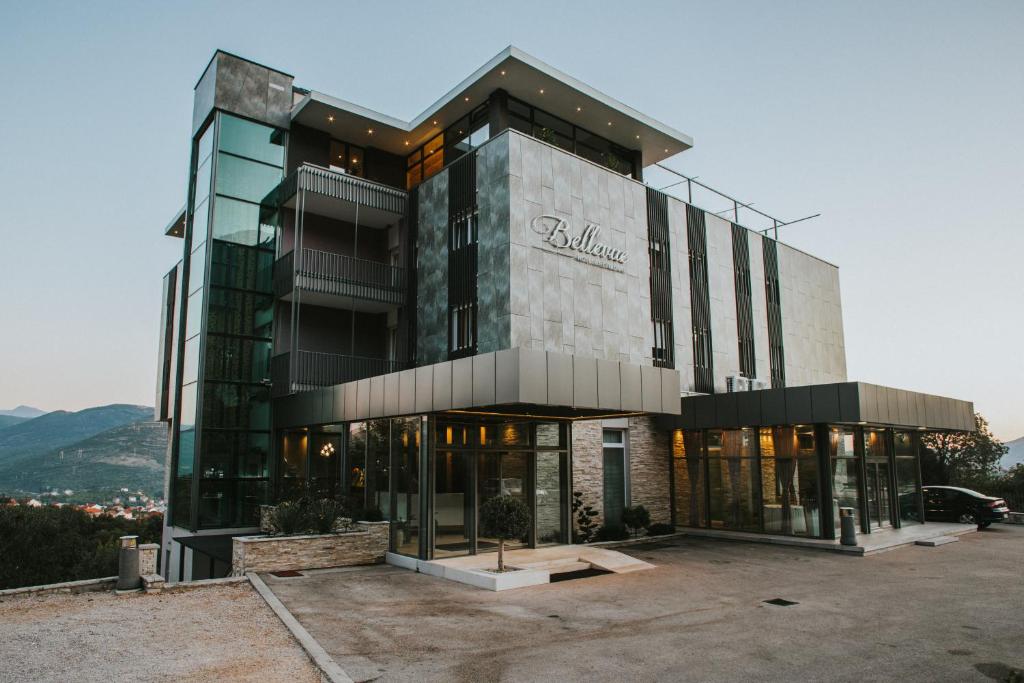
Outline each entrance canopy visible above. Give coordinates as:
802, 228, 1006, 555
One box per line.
664, 382, 974, 433
274, 348, 681, 428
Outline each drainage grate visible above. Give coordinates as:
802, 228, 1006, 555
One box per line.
270, 570, 304, 578
549, 568, 613, 583
763, 598, 799, 606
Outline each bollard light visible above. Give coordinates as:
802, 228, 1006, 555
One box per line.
116, 535, 142, 592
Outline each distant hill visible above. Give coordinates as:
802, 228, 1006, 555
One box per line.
0, 405, 48, 418
0, 420, 168, 499
0, 415, 30, 431
1003, 436, 1024, 470
0, 404, 163, 499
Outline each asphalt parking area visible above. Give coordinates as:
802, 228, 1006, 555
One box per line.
265, 525, 1024, 682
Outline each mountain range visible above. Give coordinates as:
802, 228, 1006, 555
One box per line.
0, 404, 166, 501
0, 405, 48, 419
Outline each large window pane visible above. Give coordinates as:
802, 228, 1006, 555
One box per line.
197, 479, 270, 528
203, 336, 271, 383
185, 289, 204, 339
366, 419, 390, 517
672, 430, 705, 527
761, 426, 820, 537
202, 431, 270, 479
208, 242, 273, 292
201, 382, 270, 430
829, 426, 860, 533
218, 115, 285, 166
215, 153, 284, 203
435, 451, 472, 557
894, 431, 921, 524
212, 197, 260, 245
391, 418, 421, 557
708, 429, 760, 532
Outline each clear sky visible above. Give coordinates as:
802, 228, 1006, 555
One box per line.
0, 1, 1021, 440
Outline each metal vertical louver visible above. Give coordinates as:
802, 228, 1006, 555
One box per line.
646, 187, 675, 368
686, 205, 714, 393
731, 223, 756, 379
762, 237, 786, 388
447, 152, 478, 359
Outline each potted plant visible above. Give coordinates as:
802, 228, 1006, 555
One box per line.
478, 495, 531, 572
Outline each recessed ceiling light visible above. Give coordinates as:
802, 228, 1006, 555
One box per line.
664, 148, 669, 153
539, 88, 544, 94
367, 128, 374, 134
607, 121, 612, 126
327, 115, 334, 122
433, 120, 438, 125
576, 106, 582, 112
636, 135, 640, 139
500, 70, 506, 76
464, 96, 470, 102
404, 141, 410, 146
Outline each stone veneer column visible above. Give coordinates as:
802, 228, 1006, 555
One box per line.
627, 416, 672, 524
570, 420, 605, 529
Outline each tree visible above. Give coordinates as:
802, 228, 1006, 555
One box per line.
571, 491, 599, 543
622, 505, 651, 538
478, 495, 531, 572
921, 413, 1007, 485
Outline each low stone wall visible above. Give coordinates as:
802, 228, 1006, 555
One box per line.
231, 521, 389, 576
139, 543, 159, 576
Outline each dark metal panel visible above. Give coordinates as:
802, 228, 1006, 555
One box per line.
838, 382, 862, 423
620, 363, 643, 411
471, 353, 496, 407
547, 353, 574, 407
331, 384, 346, 423
811, 384, 841, 423
321, 387, 334, 424
679, 394, 697, 429
913, 392, 928, 428
368, 377, 385, 418
761, 387, 788, 425
573, 357, 599, 409
596, 359, 621, 411
785, 386, 813, 424
897, 389, 911, 427
693, 394, 716, 428
432, 361, 453, 410
343, 382, 359, 422
714, 392, 739, 429
736, 391, 761, 427
451, 357, 473, 408
858, 383, 877, 423
886, 388, 901, 427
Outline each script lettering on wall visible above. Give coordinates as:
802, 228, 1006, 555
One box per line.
529, 215, 629, 272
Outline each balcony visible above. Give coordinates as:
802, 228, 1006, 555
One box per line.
263, 163, 407, 229
271, 351, 406, 397
274, 248, 406, 308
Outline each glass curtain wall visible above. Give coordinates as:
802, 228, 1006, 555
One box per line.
391, 418, 422, 556
760, 427, 820, 537
193, 113, 283, 528
829, 426, 860, 534
894, 431, 922, 524
672, 430, 706, 527
864, 428, 893, 529
707, 429, 761, 531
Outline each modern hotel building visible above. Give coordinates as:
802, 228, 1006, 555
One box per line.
156, 47, 973, 581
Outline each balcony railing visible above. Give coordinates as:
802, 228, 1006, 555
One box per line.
274, 248, 406, 305
271, 351, 406, 397
263, 163, 408, 216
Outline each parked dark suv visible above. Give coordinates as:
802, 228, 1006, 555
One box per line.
922, 486, 1010, 529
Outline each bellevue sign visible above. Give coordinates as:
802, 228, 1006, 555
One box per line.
529, 215, 629, 270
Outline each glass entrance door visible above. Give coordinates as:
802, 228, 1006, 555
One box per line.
865, 460, 892, 530
477, 452, 530, 551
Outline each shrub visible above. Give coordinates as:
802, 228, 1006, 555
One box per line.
571, 491, 599, 543
622, 505, 651, 537
307, 498, 347, 534
594, 524, 629, 542
479, 495, 531, 571
272, 500, 311, 535
646, 523, 675, 537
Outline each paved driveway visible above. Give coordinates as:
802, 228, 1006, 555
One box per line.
265, 525, 1024, 682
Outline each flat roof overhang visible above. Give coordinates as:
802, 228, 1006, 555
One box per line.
290, 46, 693, 165
165, 205, 185, 238
273, 348, 681, 429
663, 382, 975, 433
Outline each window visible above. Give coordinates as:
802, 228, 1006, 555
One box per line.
450, 303, 475, 352
450, 208, 478, 250
652, 319, 673, 362
602, 429, 628, 529
328, 139, 364, 177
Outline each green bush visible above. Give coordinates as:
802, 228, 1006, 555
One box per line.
272, 500, 311, 535
647, 523, 675, 537
308, 498, 347, 534
622, 505, 651, 537
479, 495, 531, 571
0, 505, 162, 590
572, 491, 599, 543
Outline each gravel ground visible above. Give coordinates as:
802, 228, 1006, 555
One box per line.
0, 582, 322, 682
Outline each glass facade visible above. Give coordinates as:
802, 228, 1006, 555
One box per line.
673, 424, 918, 539
170, 112, 284, 530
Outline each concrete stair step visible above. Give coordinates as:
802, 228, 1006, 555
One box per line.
915, 536, 959, 547
517, 558, 592, 574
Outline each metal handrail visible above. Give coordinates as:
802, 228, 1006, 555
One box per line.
272, 350, 405, 396
262, 163, 407, 215
297, 248, 404, 291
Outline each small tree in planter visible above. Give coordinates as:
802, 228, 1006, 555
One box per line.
478, 495, 531, 572
622, 505, 651, 538
572, 492, 599, 543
